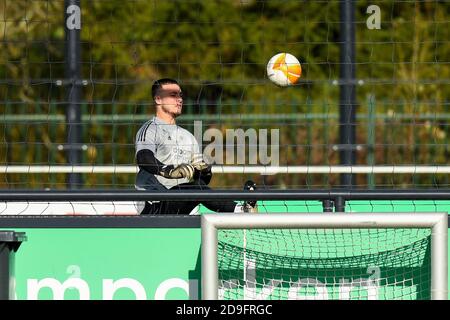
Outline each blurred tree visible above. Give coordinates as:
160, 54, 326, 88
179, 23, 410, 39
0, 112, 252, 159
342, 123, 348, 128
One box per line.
0, 0, 448, 188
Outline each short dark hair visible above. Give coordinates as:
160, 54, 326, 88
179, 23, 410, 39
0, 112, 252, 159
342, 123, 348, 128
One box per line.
152, 78, 180, 100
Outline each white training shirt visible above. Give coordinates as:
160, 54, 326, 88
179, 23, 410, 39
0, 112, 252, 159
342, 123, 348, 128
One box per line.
135, 116, 200, 190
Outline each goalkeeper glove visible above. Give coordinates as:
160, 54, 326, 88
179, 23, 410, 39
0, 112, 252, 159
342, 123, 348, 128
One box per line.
191, 153, 210, 172
160, 163, 195, 181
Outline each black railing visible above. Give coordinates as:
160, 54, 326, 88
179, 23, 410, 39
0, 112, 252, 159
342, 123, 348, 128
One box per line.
0, 189, 449, 212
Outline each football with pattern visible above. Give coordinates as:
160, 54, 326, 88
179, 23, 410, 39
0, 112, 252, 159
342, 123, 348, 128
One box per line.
266, 52, 302, 87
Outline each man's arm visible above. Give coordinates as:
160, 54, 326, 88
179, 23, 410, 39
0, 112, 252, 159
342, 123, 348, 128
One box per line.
136, 149, 167, 175
191, 153, 212, 185
136, 149, 194, 180
193, 165, 212, 185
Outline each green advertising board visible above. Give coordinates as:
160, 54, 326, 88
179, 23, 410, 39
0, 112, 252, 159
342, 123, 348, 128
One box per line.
14, 228, 202, 300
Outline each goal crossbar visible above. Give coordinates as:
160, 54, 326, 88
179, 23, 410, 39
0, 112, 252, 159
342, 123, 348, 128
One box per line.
201, 213, 448, 300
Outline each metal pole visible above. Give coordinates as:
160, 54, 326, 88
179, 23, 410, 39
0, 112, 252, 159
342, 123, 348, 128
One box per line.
367, 95, 376, 189
431, 214, 448, 300
334, 196, 346, 212
339, 0, 357, 188
65, 0, 82, 189
0, 189, 449, 202
201, 216, 218, 300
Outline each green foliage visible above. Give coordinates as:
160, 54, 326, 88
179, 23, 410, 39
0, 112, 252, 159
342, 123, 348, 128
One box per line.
0, 0, 448, 189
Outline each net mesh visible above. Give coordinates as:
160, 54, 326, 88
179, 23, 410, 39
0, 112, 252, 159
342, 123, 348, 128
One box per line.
218, 228, 432, 300
0, 0, 449, 190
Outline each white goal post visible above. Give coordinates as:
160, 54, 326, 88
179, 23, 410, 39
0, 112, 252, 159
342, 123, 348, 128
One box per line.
201, 213, 448, 300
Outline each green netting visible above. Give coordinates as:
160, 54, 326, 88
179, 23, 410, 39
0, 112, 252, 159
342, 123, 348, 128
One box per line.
218, 228, 431, 300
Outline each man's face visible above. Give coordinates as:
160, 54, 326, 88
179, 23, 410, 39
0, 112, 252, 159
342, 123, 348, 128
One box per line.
155, 83, 183, 117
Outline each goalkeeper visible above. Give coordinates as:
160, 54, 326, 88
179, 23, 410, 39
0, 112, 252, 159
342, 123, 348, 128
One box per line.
135, 78, 256, 215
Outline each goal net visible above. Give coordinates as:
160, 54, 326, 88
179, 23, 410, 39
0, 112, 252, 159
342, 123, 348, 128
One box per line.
201, 213, 448, 300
